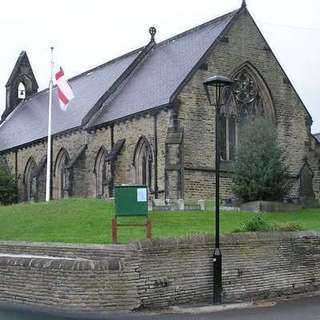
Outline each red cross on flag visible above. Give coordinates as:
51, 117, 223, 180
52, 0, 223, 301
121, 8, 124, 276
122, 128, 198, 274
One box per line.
55, 67, 74, 111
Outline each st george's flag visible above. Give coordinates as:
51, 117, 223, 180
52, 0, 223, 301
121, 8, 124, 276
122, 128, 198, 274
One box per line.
55, 67, 74, 111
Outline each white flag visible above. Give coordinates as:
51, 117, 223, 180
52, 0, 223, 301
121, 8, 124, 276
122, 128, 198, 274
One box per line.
55, 67, 74, 111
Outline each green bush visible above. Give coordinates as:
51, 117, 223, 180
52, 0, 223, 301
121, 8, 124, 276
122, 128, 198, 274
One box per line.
233, 215, 304, 233
0, 166, 18, 205
237, 215, 273, 232
232, 118, 291, 202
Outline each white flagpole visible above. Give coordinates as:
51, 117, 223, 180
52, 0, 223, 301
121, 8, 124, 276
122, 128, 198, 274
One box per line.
45, 47, 54, 202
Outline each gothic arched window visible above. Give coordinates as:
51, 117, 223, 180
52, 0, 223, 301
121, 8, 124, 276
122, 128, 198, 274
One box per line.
133, 137, 153, 190
299, 162, 314, 201
23, 157, 37, 201
94, 146, 111, 198
220, 63, 275, 161
54, 148, 71, 199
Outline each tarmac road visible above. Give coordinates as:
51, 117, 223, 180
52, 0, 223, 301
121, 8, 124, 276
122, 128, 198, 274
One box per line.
1, 295, 320, 320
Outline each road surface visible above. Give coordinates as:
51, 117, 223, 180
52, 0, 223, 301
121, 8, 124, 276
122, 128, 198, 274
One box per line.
0, 295, 320, 319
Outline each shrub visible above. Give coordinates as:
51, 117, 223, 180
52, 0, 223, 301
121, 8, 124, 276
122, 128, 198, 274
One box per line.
237, 215, 273, 232
232, 118, 291, 202
233, 215, 304, 233
0, 165, 18, 205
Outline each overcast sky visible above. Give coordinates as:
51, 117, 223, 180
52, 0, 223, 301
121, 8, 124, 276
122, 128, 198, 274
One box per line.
1, 0, 319, 131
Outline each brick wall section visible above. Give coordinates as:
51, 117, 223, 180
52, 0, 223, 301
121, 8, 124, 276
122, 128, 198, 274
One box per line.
0, 233, 319, 312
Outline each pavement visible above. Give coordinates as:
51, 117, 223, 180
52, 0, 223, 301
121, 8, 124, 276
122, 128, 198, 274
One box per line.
1, 293, 320, 319
168, 300, 273, 314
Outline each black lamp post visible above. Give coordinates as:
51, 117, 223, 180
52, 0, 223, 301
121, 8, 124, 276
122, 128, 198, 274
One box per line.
203, 75, 234, 304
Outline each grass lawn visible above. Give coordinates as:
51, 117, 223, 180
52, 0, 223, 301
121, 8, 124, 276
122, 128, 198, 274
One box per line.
0, 198, 319, 244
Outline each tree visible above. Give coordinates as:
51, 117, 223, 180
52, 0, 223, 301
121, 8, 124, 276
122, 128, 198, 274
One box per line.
0, 164, 18, 205
232, 117, 290, 202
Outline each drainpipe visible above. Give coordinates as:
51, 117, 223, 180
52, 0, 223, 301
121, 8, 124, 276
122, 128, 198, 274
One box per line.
154, 113, 159, 199
110, 124, 115, 197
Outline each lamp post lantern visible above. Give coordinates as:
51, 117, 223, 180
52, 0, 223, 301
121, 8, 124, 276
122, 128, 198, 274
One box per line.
203, 75, 234, 304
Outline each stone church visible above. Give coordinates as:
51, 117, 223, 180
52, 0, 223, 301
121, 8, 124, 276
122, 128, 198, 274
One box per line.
0, 1, 319, 204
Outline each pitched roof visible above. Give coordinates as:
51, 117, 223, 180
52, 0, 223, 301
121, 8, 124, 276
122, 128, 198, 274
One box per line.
0, 9, 238, 152
92, 11, 237, 126
6, 51, 39, 89
313, 133, 320, 143
0, 50, 141, 151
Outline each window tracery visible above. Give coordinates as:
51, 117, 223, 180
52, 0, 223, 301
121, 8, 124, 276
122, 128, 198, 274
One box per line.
220, 64, 274, 161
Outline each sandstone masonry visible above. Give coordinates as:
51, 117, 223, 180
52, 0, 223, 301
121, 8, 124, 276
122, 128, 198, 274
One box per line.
0, 233, 319, 312
0, 5, 319, 205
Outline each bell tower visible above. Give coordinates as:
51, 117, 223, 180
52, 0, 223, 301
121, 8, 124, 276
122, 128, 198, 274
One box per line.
2, 51, 38, 121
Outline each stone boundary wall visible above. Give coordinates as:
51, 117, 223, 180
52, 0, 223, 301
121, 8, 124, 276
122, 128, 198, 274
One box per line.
0, 243, 140, 312
132, 232, 320, 308
0, 241, 128, 260
0, 233, 319, 312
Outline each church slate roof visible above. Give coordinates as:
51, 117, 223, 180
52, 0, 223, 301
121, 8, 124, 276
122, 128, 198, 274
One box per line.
313, 133, 320, 143
0, 9, 238, 152
92, 11, 236, 126
0, 50, 140, 152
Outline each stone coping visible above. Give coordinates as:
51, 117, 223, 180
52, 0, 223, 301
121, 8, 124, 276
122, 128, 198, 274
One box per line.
0, 253, 88, 260
0, 231, 319, 254
0, 255, 122, 271
129, 232, 320, 251
0, 240, 128, 250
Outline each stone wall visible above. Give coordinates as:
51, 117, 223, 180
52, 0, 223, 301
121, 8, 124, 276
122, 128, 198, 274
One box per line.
1, 9, 319, 204
0, 255, 140, 312
1, 109, 170, 202
133, 232, 320, 308
184, 168, 233, 201
0, 241, 129, 260
0, 232, 319, 312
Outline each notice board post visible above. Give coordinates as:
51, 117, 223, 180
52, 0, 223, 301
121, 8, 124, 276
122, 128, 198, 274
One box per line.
112, 185, 151, 244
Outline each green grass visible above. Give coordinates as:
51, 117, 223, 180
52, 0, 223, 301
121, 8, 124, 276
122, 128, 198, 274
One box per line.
0, 198, 319, 244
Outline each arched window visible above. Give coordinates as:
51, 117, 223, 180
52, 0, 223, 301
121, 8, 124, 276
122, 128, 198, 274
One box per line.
54, 148, 71, 199
94, 146, 110, 198
133, 137, 153, 189
220, 63, 275, 161
299, 162, 314, 201
35, 155, 47, 202
18, 82, 26, 99
23, 157, 37, 201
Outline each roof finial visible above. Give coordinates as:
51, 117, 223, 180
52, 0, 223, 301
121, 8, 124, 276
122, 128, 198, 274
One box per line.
149, 26, 157, 42
241, 0, 247, 7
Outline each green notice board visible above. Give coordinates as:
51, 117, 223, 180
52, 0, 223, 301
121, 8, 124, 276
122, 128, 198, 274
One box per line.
114, 185, 148, 217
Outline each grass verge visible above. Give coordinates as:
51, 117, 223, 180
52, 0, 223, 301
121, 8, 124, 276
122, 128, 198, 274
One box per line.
0, 198, 318, 244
